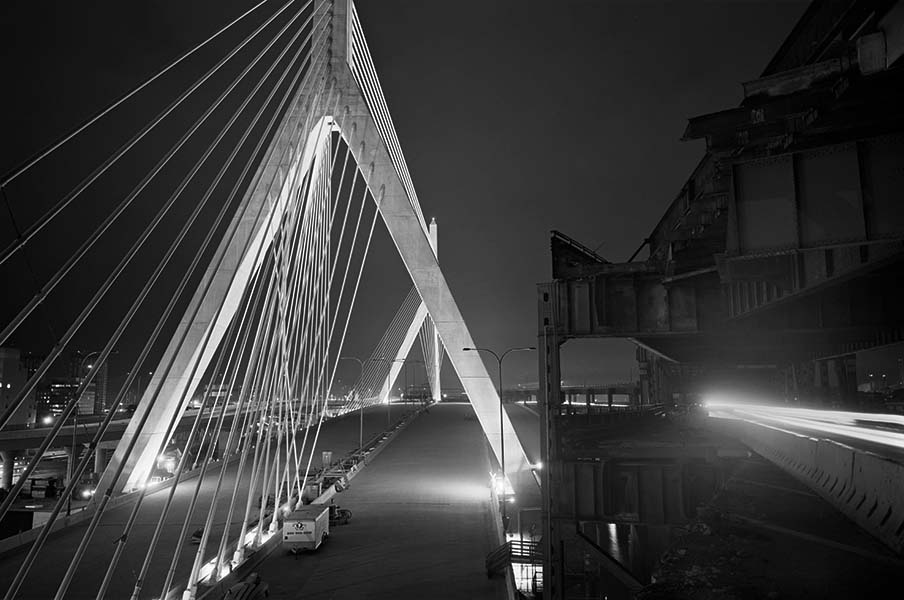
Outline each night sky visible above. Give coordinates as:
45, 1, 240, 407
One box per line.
0, 1, 808, 391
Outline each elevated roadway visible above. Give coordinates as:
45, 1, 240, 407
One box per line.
1, 404, 295, 453
706, 401, 904, 464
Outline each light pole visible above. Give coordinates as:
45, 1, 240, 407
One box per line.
66, 350, 100, 515
349, 357, 396, 430
78, 350, 101, 413
389, 358, 407, 428
66, 403, 79, 516
400, 358, 425, 402
338, 356, 369, 451
463, 345, 535, 531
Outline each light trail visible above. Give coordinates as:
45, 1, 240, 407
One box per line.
705, 399, 904, 451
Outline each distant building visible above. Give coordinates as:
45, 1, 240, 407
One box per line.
39, 378, 95, 422
0, 347, 36, 428
20, 352, 45, 381
208, 383, 236, 403
70, 350, 109, 414
20, 351, 46, 423
92, 361, 109, 414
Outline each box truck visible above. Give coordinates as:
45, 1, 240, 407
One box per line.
283, 504, 330, 553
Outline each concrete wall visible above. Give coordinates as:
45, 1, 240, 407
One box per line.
733, 421, 904, 554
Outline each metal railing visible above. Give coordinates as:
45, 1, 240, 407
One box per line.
486, 540, 544, 596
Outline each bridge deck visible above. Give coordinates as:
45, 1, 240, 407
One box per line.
0, 405, 410, 600
252, 402, 506, 600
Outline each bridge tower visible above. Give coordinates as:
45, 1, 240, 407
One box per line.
99, 0, 531, 498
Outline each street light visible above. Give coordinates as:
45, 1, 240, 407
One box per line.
350, 357, 397, 429
355, 357, 424, 430
76, 350, 101, 415
400, 358, 425, 403
338, 356, 374, 451
65, 402, 80, 517
66, 350, 101, 516
388, 358, 408, 428
463, 345, 535, 531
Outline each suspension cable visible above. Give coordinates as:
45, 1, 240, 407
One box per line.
0, 1, 322, 434
0, 0, 279, 187
0, 0, 309, 268
49, 30, 333, 600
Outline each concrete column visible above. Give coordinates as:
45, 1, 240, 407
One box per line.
66, 445, 79, 488
428, 218, 442, 403
1, 450, 16, 490
378, 302, 429, 405
94, 447, 106, 478
536, 289, 563, 598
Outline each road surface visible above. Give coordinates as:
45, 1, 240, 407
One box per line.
253, 402, 507, 600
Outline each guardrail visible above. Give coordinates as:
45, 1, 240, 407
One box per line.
729, 420, 904, 554
486, 540, 542, 573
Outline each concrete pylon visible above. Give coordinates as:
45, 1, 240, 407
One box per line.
1, 450, 15, 490
99, 0, 531, 495
97, 70, 337, 495
377, 302, 428, 404
376, 218, 442, 404
428, 218, 442, 402
331, 0, 530, 477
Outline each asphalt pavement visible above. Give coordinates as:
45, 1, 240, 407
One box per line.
253, 402, 508, 600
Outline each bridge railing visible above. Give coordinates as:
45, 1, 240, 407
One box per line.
727, 420, 904, 554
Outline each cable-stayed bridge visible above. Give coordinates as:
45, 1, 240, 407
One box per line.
0, 1, 532, 598
4, 1, 904, 599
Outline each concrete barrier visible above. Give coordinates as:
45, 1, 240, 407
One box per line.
849, 452, 904, 553
815, 439, 854, 502
732, 420, 904, 555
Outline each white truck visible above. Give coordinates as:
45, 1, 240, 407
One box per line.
282, 504, 330, 553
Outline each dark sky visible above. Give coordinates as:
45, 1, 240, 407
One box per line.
0, 1, 808, 389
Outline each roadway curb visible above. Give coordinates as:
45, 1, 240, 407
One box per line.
195, 405, 426, 600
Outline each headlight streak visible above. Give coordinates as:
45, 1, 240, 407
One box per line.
706, 400, 904, 451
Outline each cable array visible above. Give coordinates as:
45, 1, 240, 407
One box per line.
0, 2, 449, 598
419, 313, 443, 400
0, 2, 418, 599
347, 2, 429, 236
341, 287, 422, 411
